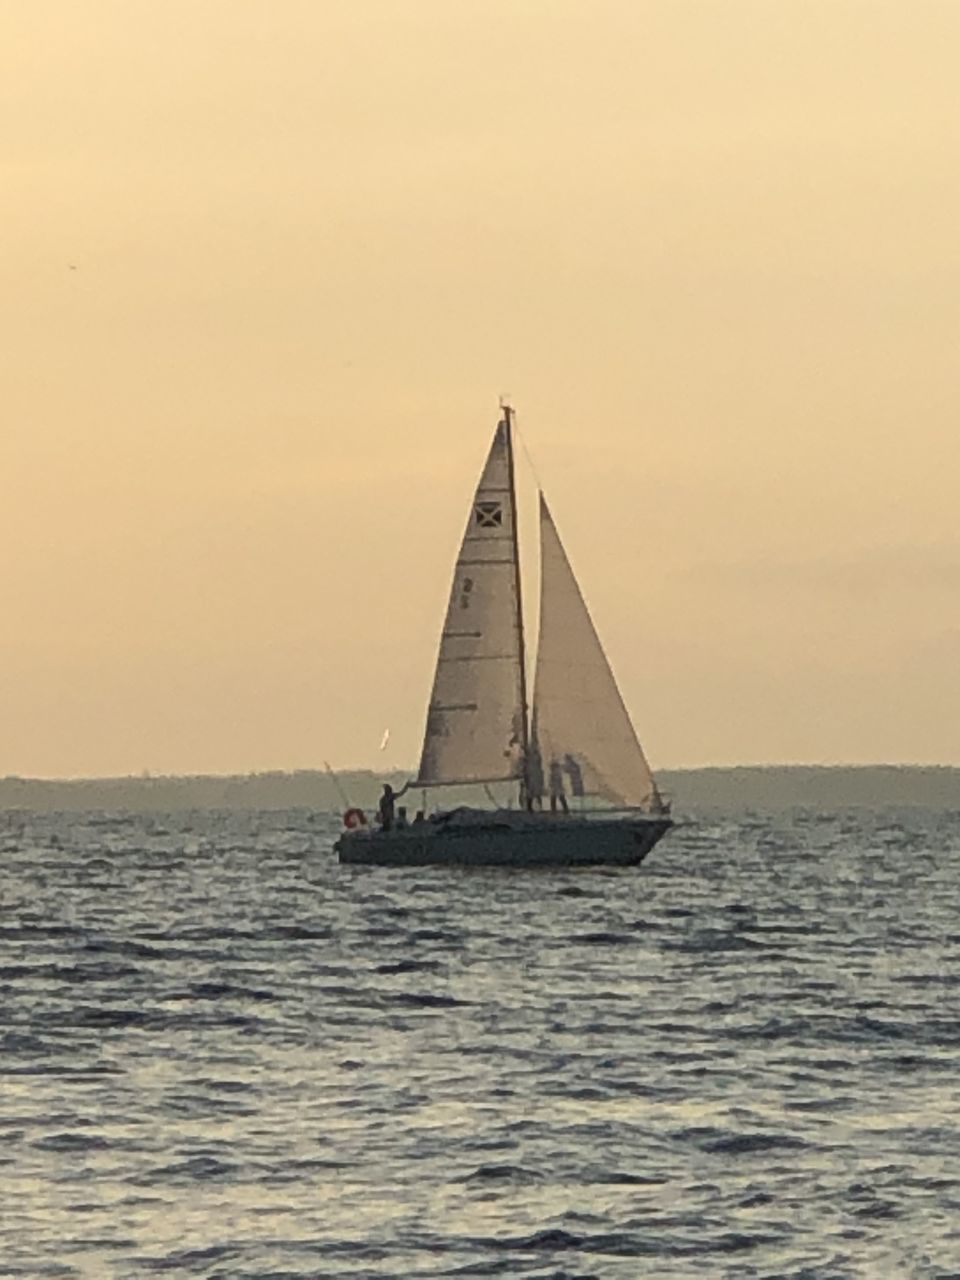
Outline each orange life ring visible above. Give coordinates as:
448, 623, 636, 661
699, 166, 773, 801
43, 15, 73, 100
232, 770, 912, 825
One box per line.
343, 808, 366, 830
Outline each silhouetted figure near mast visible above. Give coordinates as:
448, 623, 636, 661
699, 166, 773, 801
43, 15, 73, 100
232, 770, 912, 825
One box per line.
526, 733, 544, 810
548, 759, 569, 814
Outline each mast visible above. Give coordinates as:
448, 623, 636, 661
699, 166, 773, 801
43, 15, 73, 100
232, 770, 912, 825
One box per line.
501, 402, 532, 805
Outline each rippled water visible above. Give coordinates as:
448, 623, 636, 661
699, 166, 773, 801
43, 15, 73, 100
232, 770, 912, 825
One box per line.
2, 807, 959, 1278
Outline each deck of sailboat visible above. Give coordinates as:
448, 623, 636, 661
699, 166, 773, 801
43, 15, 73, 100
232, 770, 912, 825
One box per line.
336, 809, 673, 868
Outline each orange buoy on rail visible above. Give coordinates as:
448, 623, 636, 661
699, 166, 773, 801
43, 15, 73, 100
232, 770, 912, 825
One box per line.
342, 808, 367, 830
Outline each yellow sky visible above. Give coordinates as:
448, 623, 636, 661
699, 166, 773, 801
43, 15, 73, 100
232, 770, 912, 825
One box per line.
3, 0, 959, 777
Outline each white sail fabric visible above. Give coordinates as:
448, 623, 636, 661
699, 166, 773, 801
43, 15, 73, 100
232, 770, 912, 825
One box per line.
416, 420, 525, 786
532, 495, 662, 810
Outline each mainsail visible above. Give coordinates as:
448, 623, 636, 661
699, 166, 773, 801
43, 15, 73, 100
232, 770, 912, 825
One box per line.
416, 417, 527, 786
532, 495, 662, 810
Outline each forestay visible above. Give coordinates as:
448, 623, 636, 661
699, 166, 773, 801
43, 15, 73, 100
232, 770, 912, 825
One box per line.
416, 420, 526, 786
532, 495, 662, 810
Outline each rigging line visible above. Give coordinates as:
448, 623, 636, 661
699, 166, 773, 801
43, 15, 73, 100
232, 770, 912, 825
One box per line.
510, 410, 546, 494
324, 761, 351, 810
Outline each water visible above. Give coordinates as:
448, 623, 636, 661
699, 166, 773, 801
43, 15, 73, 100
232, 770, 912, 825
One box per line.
1, 808, 959, 1278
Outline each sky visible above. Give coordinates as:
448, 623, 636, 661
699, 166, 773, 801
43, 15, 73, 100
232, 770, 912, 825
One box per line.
3, 0, 959, 777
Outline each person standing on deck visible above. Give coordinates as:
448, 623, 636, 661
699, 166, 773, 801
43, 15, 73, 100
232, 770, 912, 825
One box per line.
378, 782, 409, 831
526, 732, 544, 810
548, 759, 569, 814
378, 784, 397, 831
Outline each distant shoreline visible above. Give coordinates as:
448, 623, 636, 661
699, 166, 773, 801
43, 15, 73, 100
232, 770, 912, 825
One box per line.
1, 765, 957, 813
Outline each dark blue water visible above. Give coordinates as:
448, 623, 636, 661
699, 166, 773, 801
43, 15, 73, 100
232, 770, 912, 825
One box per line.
2, 808, 959, 1278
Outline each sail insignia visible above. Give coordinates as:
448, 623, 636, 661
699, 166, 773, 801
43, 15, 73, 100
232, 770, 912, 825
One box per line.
475, 501, 503, 527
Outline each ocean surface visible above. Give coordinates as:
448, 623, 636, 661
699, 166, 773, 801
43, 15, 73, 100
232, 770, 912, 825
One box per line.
1, 808, 959, 1279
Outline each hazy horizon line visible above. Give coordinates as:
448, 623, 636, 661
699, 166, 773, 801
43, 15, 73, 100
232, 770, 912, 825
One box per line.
4, 761, 959, 785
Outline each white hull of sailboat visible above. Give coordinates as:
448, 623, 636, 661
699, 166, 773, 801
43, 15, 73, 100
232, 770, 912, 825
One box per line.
335, 811, 672, 869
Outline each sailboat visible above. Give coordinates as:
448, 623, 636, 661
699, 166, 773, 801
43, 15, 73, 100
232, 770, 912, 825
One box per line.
335, 405, 672, 868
